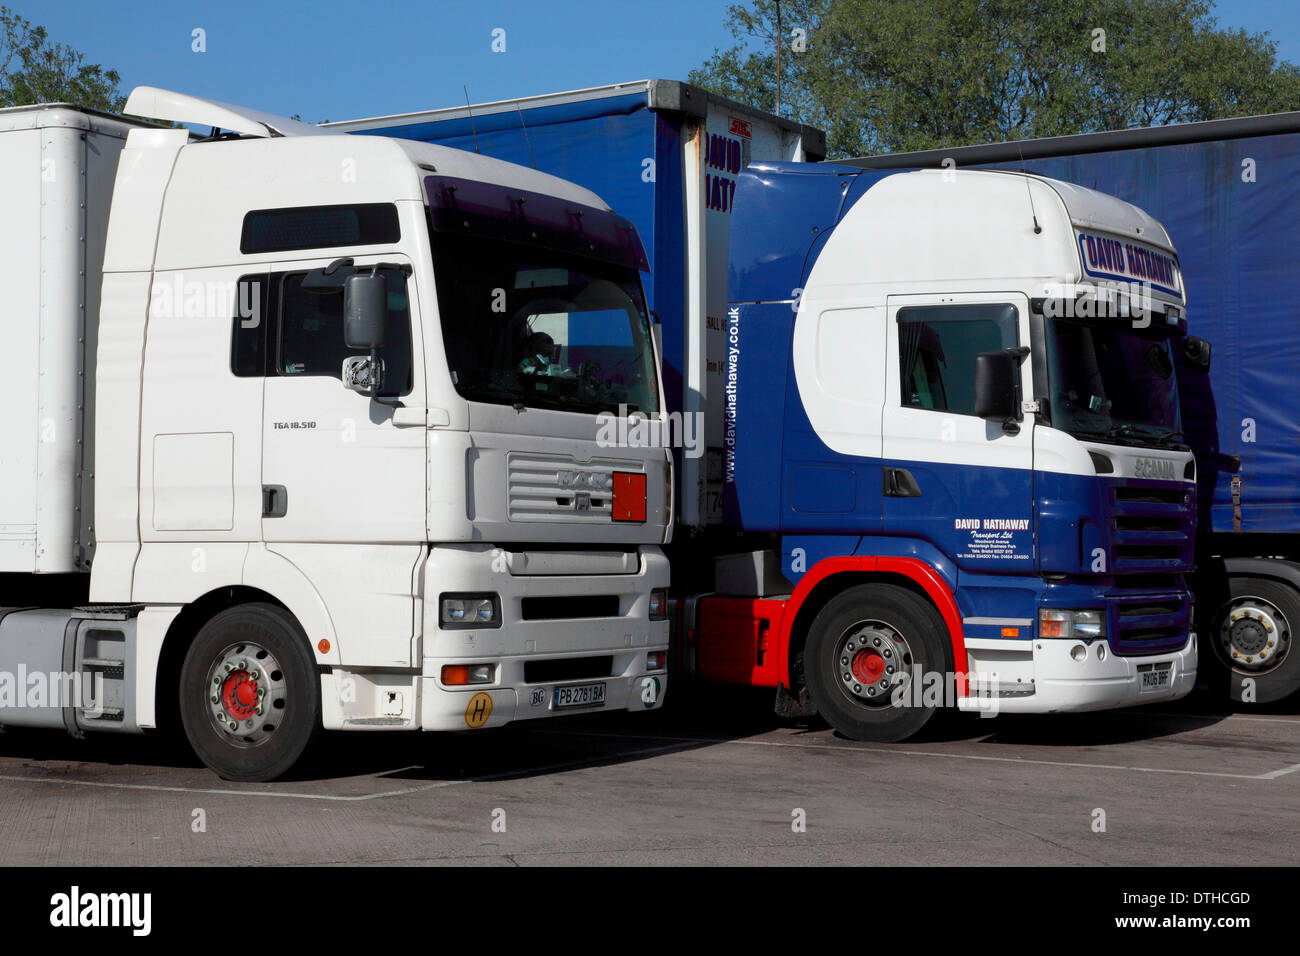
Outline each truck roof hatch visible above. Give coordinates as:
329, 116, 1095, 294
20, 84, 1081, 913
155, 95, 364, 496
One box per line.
123, 86, 333, 138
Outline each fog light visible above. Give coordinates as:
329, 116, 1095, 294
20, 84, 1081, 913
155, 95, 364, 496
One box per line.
1070, 644, 1088, 662
647, 651, 666, 670
649, 587, 668, 621
440, 593, 501, 629
441, 663, 494, 686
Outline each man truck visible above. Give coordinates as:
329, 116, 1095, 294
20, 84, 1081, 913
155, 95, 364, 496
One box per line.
0, 87, 672, 781
842, 112, 1300, 708
342, 82, 1204, 740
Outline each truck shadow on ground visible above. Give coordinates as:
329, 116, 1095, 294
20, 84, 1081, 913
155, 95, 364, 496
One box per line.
0, 687, 1289, 784
0, 686, 782, 785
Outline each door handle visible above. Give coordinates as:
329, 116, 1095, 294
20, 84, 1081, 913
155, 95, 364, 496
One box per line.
262, 484, 288, 518
390, 406, 451, 427
883, 467, 922, 498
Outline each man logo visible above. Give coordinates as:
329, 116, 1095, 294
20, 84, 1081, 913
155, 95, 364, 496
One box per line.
464, 691, 493, 729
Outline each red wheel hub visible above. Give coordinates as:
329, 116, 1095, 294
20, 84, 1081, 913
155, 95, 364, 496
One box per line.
851, 649, 885, 685
221, 671, 260, 720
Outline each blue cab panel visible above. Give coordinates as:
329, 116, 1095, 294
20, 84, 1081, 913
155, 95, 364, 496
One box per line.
724, 160, 1194, 657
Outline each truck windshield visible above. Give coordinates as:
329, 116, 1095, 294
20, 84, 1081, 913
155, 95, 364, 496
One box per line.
430, 232, 659, 415
1045, 316, 1182, 446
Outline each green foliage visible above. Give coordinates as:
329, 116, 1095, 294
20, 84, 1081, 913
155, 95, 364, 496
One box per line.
0, 5, 124, 112
690, 0, 1300, 158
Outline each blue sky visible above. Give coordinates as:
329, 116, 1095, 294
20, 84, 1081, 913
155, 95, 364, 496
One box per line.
19, 0, 1300, 124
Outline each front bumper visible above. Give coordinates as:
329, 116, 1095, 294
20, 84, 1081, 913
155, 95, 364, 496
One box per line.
420, 543, 670, 731
421, 667, 666, 731
958, 631, 1197, 714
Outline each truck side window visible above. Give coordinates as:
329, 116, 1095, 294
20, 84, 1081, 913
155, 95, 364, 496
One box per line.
898, 303, 1018, 416
274, 269, 414, 396
231, 273, 274, 377
230, 269, 415, 396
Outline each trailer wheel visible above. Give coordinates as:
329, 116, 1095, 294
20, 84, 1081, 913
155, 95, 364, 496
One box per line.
1209, 577, 1300, 704
804, 584, 952, 742
179, 603, 320, 781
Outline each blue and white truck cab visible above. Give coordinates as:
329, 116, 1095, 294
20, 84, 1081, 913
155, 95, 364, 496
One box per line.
687, 162, 1203, 740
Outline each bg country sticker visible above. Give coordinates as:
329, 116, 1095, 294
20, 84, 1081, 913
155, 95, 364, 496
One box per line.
954, 517, 1033, 561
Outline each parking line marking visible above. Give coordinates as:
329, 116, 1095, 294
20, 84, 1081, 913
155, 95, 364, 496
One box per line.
536, 729, 1299, 781
0, 741, 690, 802
1258, 762, 1300, 779
1141, 710, 1300, 726
0, 773, 470, 802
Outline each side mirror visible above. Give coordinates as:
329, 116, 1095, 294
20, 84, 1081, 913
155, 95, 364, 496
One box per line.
973, 350, 1019, 421
344, 272, 387, 350
1182, 336, 1211, 371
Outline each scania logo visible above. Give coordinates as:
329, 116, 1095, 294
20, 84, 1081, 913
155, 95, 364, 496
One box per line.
557, 471, 612, 492
1133, 457, 1176, 480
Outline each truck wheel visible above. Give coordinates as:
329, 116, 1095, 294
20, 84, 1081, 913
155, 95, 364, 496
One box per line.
179, 604, 320, 781
1209, 577, 1300, 704
804, 584, 952, 742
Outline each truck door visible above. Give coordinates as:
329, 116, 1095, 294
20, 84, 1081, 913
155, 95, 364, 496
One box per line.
880, 292, 1036, 573
137, 266, 269, 594
258, 254, 427, 667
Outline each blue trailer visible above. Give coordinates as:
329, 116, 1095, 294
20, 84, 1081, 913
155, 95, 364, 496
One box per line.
843, 113, 1300, 705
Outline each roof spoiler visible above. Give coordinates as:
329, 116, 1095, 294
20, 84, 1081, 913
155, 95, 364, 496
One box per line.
123, 86, 332, 138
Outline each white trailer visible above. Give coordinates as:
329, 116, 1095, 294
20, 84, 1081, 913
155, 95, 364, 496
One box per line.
0, 89, 671, 780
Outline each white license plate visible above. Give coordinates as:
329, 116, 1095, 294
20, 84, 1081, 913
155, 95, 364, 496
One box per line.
553, 682, 606, 709
1139, 663, 1173, 693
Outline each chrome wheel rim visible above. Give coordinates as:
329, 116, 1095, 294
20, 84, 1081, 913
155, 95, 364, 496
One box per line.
833, 619, 913, 707
204, 642, 287, 747
1218, 596, 1290, 674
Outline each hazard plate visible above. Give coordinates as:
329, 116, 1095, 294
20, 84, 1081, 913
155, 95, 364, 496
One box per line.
553, 682, 606, 709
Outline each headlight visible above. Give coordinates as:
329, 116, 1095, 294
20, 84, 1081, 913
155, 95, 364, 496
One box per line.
440, 593, 501, 629
1039, 608, 1106, 640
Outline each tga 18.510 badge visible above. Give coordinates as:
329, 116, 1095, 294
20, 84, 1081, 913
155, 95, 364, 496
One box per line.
464, 691, 493, 728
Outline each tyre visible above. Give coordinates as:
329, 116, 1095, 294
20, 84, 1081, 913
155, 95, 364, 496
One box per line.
178, 603, 321, 781
1207, 576, 1300, 704
803, 583, 953, 742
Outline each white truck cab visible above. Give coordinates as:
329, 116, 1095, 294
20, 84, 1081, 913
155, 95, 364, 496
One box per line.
0, 89, 670, 780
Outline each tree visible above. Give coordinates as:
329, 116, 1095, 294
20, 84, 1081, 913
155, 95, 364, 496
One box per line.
0, 6, 124, 111
689, 0, 1300, 158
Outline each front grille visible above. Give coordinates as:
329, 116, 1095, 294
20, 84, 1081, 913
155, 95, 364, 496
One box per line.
1115, 515, 1183, 533
524, 656, 614, 683
506, 452, 640, 524
1114, 544, 1182, 562
1107, 479, 1192, 572
520, 595, 621, 620
1119, 601, 1182, 618
1109, 588, 1190, 656
1114, 487, 1183, 505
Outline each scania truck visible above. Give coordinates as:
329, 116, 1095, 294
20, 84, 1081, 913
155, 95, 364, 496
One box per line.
0, 88, 671, 781
342, 82, 1204, 740
842, 111, 1300, 708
